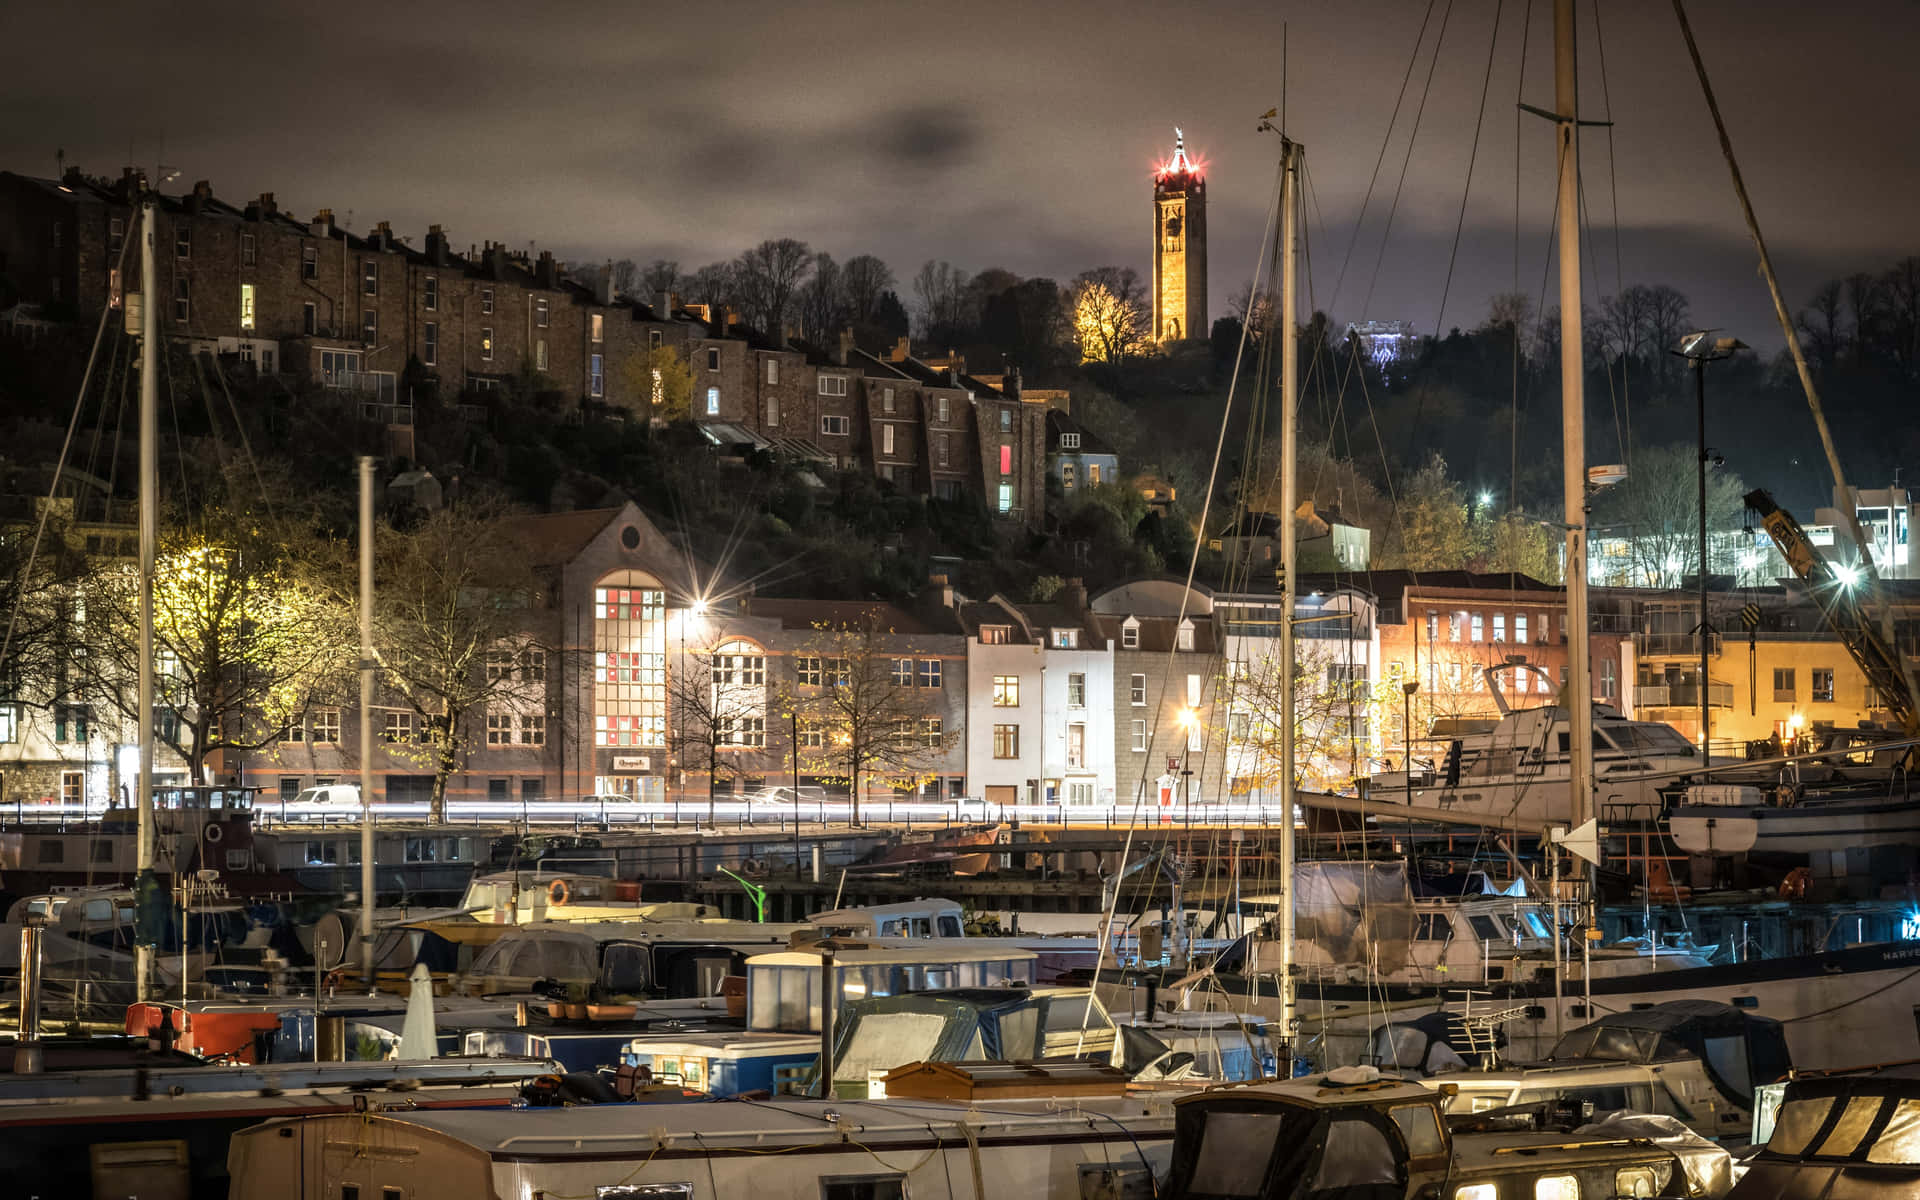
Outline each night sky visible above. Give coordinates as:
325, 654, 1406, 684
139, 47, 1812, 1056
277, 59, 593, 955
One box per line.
8, 1, 1914, 349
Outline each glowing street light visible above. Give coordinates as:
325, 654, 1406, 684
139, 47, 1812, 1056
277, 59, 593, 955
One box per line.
1834, 564, 1860, 587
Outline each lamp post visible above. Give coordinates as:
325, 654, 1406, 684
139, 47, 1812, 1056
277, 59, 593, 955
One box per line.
1674, 331, 1747, 758
788, 709, 801, 886
1401, 681, 1419, 803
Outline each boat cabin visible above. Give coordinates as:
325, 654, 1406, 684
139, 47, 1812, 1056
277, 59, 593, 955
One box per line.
808, 897, 966, 940
1728, 1065, 1920, 1198
454, 919, 792, 1000
823, 986, 1118, 1098
745, 939, 1037, 1034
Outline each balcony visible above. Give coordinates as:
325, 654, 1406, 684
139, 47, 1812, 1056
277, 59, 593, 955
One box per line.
1634, 682, 1733, 709
323, 369, 398, 403
359, 400, 415, 427
1632, 630, 1721, 658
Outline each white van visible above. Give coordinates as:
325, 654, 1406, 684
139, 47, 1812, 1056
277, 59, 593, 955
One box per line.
294, 784, 362, 805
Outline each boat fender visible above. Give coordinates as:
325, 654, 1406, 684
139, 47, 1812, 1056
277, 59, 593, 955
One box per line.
204, 822, 224, 844
1779, 867, 1810, 901
549, 879, 571, 906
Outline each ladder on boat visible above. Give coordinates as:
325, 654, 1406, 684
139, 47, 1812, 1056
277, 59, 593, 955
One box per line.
1444, 990, 1530, 1067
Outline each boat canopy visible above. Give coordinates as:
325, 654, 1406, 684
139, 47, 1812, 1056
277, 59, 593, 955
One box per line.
1547, 999, 1790, 1108
1754, 1065, 1920, 1185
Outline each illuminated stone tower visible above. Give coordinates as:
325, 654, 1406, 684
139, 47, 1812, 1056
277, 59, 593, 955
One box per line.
1152, 128, 1207, 343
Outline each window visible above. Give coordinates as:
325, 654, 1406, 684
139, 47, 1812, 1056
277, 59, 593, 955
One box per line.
239, 283, 255, 330
763, 392, 780, 426
796, 657, 823, 687
1600, 657, 1617, 701
922, 717, 943, 747
109, 217, 125, 256
1493, 612, 1506, 642
998, 483, 1013, 513
535, 338, 548, 371
487, 713, 513, 745
874, 386, 892, 414
881, 424, 895, 455
1188, 717, 1204, 752
590, 312, 603, 343
424, 321, 438, 367
383, 711, 415, 743
992, 675, 1020, 707
1812, 668, 1835, 703
1515, 613, 1530, 644
281, 714, 305, 743
1000, 409, 1012, 431
819, 375, 847, 396
993, 724, 1020, 758
175, 225, 191, 260
937, 395, 950, 422
709, 646, 766, 686
1131, 719, 1148, 751
534, 297, 549, 327
704, 387, 720, 416
361, 258, 377, 295
820, 1178, 907, 1200
173, 278, 190, 322
312, 709, 340, 743
521, 648, 546, 682
1130, 673, 1147, 705
0, 704, 17, 743
1062, 462, 1076, 489
481, 287, 494, 314
361, 307, 377, 342
1122, 622, 1139, 649
424, 275, 438, 310
821, 414, 850, 435
1068, 672, 1086, 706
891, 658, 914, 686
486, 649, 515, 681
596, 1186, 694, 1199
764, 357, 779, 385
1060, 432, 1081, 450
999, 445, 1012, 475
707, 347, 720, 370
720, 716, 766, 747
1066, 722, 1087, 768
938, 433, 951, 465
589, 353, 604, 398
1773, 668, 1796, 703
481, 327, 494, 360
1471, 612, 1485, 642
1532, 1177, 1578, 1200
1054, 628, 1079, 649
594, 583, 667, 748
917, 659, 942, 688
1089, 464, 1101, 485
301, 245, 318, 279
798, 722, 824, 748
303, 301, 316, 336
1449, 611, 1465, 642
980, 625, 1009, 645
54, 704, 88, 743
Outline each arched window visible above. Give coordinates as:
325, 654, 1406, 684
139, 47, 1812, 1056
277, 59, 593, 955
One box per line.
594, 571, 666, 747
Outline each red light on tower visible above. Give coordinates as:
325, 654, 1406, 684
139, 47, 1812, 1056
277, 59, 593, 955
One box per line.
1156, 127, 1204, 181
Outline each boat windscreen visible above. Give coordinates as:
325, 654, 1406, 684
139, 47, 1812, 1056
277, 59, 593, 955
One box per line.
1186, 1110, 1294, 1196
1602, 723, 1695, 756
1870, 1100, 1920, 1164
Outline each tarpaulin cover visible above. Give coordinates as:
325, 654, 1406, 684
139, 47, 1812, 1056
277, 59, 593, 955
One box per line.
1294, 861, 1415, 973
1574, 1111, 1734, 1197
1548, 999, 1790, 1107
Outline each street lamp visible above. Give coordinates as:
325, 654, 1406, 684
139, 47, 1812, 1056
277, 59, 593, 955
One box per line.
1673, 330, 1747, 759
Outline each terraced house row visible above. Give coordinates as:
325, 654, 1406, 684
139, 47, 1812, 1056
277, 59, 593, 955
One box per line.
0, 168, 1053, 522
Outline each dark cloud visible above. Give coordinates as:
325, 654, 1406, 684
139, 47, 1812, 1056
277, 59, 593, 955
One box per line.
875, 107, 978, 169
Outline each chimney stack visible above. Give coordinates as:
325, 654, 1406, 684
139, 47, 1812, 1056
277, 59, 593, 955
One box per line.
596, 259, 614, 305
310, 209, 334, 238
185, 179, 212, 215
836, 326, 855, 366
1001, 366, 1023, 401
425, 224, 449, 267
373, 220, 394, 251
656, 289, 673, 319
1062, 577, 1087, 616
890, 335, 912, 362
535, 249, 557, 289
254, 192, 277, 219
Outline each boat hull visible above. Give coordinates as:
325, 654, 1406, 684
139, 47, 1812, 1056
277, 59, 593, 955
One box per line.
1671, 799, 1920, 854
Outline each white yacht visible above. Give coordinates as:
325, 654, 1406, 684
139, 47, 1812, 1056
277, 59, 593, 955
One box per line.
1362, 665, 1716, 829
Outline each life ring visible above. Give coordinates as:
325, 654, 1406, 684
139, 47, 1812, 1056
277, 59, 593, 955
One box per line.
204, 823, 224, 844
548, 879, 571, 906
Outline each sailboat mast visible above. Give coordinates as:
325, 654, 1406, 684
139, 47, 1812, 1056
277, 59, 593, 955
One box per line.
1554, 0, 1594, 835
1276, 136, 1302, 1066
134, 193, 159, 1003
358, 455, 376, 990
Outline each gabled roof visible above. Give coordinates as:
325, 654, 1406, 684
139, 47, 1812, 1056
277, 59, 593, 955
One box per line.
1045, 408, 1116, 457
497, 507, 625, 569
746, 598, 962, 637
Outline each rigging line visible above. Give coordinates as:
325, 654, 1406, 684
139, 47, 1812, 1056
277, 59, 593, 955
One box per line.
1510, 0, 1532, 532
1078, 150, 1286, 1049
1356, 0, 1456, 328
0, 225, 138, 676
1592, 0, 1633, 470
1432, 0, 1507, 340
1325, 0, 1443, 317
1574, 144, 1628, 466
209, 357, 277, 523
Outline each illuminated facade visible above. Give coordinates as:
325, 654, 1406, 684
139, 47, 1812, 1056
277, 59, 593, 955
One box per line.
1151, 129, 1207, 344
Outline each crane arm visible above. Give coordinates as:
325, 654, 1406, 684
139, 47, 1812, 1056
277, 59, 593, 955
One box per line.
1745, 488, 1918, 736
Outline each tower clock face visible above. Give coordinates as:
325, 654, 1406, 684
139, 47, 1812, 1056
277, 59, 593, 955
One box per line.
1165, 215, 1182, 238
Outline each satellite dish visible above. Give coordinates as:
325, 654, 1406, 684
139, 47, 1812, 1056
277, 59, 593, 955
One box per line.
312, 911, 349, 971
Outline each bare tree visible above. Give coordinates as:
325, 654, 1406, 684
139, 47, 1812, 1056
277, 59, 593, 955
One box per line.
683, 261, 737, 315
1844, 272, 1883, 363
796, 252, 846, 344
642, 259, 681, 298
1589, 442, 1748, 587
666, 642, 771, 819
789, 614, 956, 825
1071, 266, 1148, 364
840, 255, 896, 325
1798, 280, 1846, 370
374, 504, 551, 823
911, 259, 971, 342
1881, 257, 1920, 377
733, 238, 813, 333
610, 259, 639, 298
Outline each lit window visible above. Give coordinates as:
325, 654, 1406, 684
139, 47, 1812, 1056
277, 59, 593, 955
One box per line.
766, 395, 779, 426
1534, 1177, 1578, 1200
535, 338, 548, 371
424, 321, 438, 367
1515, 613, 1529, 643
480, 327, 494, 361
992, 676, 1020, 707
1811, 668, 1834, 703
590, 313, 603, 343
1055, 629, 1079, 649
594, 581, 666, 747
239, 283, 255, 331
1178, 622, 1195, 651
819, 375, 847, 396
1000, 445, 1012, 475
998, 483, 1012, 513
1493, 612, 1506, 642
590, 353, 604, 398
980, 626, 1010, 645
707, 387, 721, 416
424, 275, 438, 311
937, 395, 950, 422
535, 297, 549, 327
882, 387, 895, 413
1062, 462, 1076, 489
882, 424, 895, 455
993, 724, 1020, 759
1089, 464, 1101, 485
